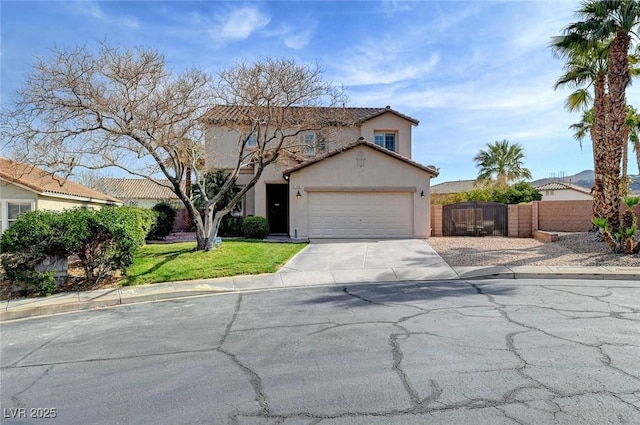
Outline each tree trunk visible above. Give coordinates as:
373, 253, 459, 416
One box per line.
184, 166, 192, 231
592, 73, 608, 222
621, 126, 629, 198
205, 208, 233, 251
603, 29, 631, 232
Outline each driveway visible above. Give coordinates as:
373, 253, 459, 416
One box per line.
278, 239, 458, 283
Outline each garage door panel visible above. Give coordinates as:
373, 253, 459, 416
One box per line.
308, 192, 412, 238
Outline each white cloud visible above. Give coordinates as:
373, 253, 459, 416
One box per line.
283, 26, 315, 49
67, 1, 139, 29
334, 36, 440, 86
214, 7, 270, 41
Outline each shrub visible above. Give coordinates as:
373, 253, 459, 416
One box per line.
0, 210, 68, 296
77, 207, 156, 283
147, 202, 177, 240
241, 216, 269, 239
0, 207, 156, 294
219, 215, 242, 237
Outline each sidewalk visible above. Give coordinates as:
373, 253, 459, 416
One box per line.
2, 264, 638, 322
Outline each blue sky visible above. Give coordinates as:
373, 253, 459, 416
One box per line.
2, 0, 639, 183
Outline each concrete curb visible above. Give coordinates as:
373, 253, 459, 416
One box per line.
2, 266, 638, 322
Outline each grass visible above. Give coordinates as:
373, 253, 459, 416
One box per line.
122, 240, 307, 286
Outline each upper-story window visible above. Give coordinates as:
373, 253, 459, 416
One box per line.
303, 132, 327, 156
374, 132, 397, 152
246, 132, 258, 148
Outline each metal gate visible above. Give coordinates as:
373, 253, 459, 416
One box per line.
443, 201, 508, 236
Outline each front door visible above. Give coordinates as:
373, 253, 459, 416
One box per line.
266, 184, 289, 234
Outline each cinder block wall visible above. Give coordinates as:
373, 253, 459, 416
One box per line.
431, 205, 443, 237
535, 200, 593, 232
508, 204, 532, 237
431, 200, 640, 237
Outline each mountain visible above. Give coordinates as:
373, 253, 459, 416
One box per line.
531, 170, 640, 194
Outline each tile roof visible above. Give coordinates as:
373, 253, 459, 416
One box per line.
282, 138, 439, 177
96, 178, 181, 200
0, 157, 122, 204
535, 181, 592, 194
430, 180, 478, 194
204, 105, 419, 126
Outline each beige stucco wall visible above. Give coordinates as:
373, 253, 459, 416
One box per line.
0, 180, 38, 200
540, 189, 592, 201
0, 182, 38, 234
288, 146, 433, 239
0, 181, 120, 234
360, 113, 414, 158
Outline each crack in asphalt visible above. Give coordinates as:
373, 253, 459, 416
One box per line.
216, 293, 270, 416
4, 281, 638, 424
10, 365, 54, 409
342, 287, 389, 306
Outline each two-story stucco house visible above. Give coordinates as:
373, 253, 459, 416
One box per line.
204, 105, 439, 239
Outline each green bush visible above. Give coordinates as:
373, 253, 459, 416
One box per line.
0, 207, 156, 294
220, 215, 242, 237
462, 181, 542, 204
0, 210, 68, 296
147, 202, 177, 240
241, 216, 269, 239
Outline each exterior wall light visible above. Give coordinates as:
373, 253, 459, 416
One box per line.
420, 190, 425, 198
296, 190, 302, 199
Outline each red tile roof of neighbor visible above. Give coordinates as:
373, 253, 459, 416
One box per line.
96, 178, 181, 200
283, 138, 439, 177
0, 157, 122, 204
204, 105, 419, 126
535, 181, 592, 194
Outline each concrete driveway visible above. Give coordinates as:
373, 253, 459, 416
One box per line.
278, 239, 458, 284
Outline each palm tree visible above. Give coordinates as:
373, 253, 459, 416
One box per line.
473, 140, 532, 186
551, 34, 609, 221
571, 0, 640, 231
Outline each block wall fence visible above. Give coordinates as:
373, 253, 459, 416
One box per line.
430, 200, 640, 238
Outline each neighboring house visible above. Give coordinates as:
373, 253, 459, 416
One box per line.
96, 178, 189, 231
96, 178, 182, 209
430, 179, 478, 204
205, 105, 439, 239
534, 181, 592, 201
0, 157, 122, 235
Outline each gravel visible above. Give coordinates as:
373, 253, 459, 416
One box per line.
426, 232, 640, 267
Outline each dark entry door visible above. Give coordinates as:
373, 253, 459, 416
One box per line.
266, 184, 289, 234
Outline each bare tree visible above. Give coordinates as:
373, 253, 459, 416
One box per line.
1, 44, 344, 250
197, 58, 345, 249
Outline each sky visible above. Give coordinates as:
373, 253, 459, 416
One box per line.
2, 0, 639, 184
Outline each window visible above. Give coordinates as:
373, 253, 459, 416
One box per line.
7, 202, 32, 228
303, 132, 327, 156
246, 132, 258, 148
374, 132, 397, 152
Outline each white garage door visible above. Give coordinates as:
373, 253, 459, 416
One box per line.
308, 192, 413, 238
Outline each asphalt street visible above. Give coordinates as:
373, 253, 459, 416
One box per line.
1, 278, 639, 424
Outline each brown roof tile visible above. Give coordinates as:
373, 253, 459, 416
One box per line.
0, 157, 122, 204
96, 178, 181, 200
535, 181, 592, 194
204, 105, 419, 126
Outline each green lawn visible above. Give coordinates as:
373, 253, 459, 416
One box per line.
122, 240, 307, 286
